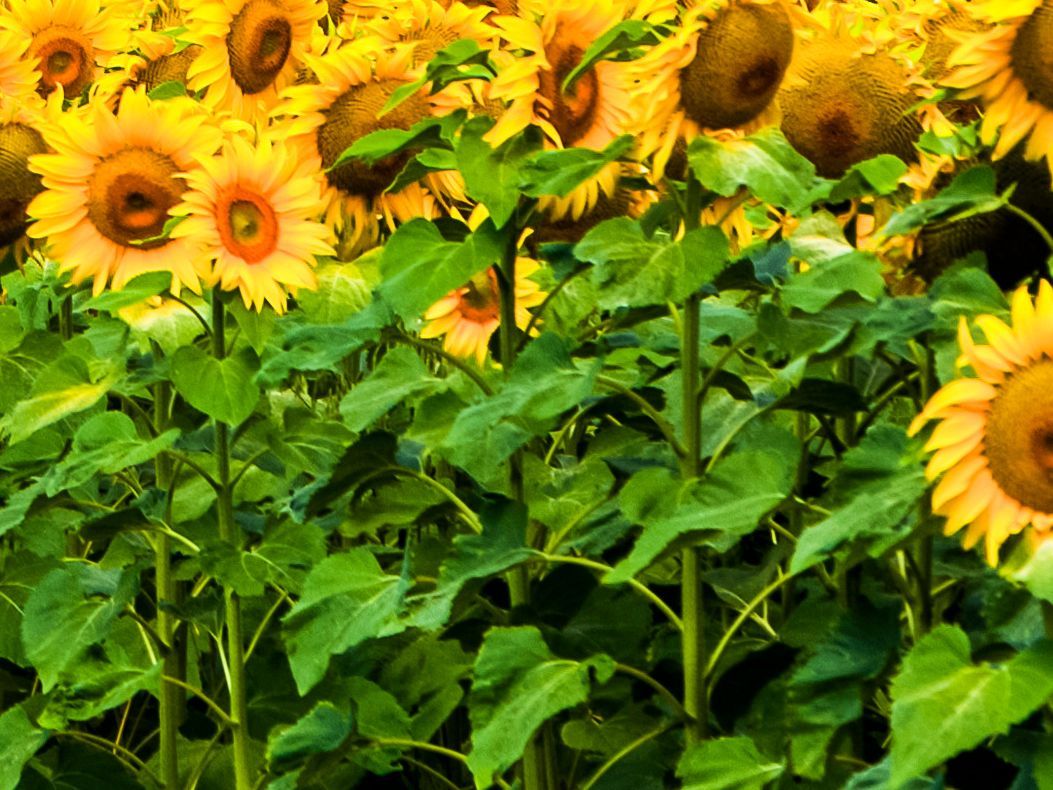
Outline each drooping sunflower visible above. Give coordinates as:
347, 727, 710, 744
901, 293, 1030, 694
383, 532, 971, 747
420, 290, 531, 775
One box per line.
170, 134, 334, 314
0, 0, 133, 97
942, 0, 1053, 171
486, 0, 639, 151
97, 23, 203, 102
26, 87, 222, 294
359, 0, 497, 68
421, 257, 546, 365
631, 0, 796, 180
273, 40, 446, 258
909, 284, 1053, 564
778, 24, 925, 177
182, 0, 326, 122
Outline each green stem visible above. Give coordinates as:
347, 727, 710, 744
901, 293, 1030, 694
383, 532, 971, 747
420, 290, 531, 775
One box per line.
497, 231, 543, 790
58, 294, 73, 341
213, 296, 253, 790
154, 373, 184, 790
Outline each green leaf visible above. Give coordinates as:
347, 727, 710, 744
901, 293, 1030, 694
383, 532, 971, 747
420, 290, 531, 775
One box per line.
340, 347, 445, 432
677, 737, 784, 790
22, 564, 137, 691
466, 626, 615, 787
267, 702, 352, 765
0, 706, 48, 790
298, 259, 375, 324
607, 450, 795, 583
381, 39, 492, 116
781, 252, 886, 313
282, 548, 406, 694
378, 218, 504, 320
791, 425, 927, 574
827, 155, 908, 202
325, 110, 464, 172
890, 625, 1013, 786
0, 355, 117, 445
687, 127, 818, 210
78, 271, 172, 312
561, 19, 662, 92
170, 344, 260, 425
791, 602, 900, 686
146, 79, 188, 100
881, 166, 1007, 237
41, 412, 179, 496
575, 219, 729, 308
520, 135, 634, 199
456, 115, 543, 227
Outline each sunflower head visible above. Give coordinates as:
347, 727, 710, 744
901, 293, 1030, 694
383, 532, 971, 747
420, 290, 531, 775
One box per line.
910, 284, 1053, 564
679, 0, 795, 130
779, 35, 922, 176
0, 123, 47, 247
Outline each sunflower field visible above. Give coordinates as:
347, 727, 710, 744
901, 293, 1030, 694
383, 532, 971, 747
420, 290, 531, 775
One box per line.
10, 0, 1053, 787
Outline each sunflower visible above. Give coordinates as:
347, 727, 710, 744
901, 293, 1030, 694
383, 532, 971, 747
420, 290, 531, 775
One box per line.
182, 0, 325, 122
170, 134, 334, 313
26, 87, 222, 294
359, 0, 497, 68
273, 40, 446, 258
631, 0, 796, 180
778, 25, 924, 177
486, 0, 638, 151
421, 257, 546, 365
942, 1, 1053, 172
0, 29, 40, 100
0, 0, 132, 97
909, 284, 1053, 564
97, 23, 203, 102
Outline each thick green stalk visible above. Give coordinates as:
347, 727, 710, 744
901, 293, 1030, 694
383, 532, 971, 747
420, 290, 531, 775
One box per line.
154, 378, 182, 790
680, 292, 706, 744
497, 236, 544, 790
212, 297, 252, 790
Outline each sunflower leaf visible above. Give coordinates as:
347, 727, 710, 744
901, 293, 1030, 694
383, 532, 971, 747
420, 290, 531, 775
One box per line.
456, 116, 543, 228
677, 737, 785, 790
561, 20, 664, 93
881, 165, 1007, 237
170, 344, 260, 426
520, 135, 634, 198
0, 706, 48, 790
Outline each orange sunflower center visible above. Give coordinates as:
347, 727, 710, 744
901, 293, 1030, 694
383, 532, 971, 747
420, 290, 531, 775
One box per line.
537, 38, 600, 147
227, 0, 293, 95
0, 122, 47, 247
457, 269, 499, 323
1010, 0, 1053, 111
679, 1, 794, 130
87, 148, 182, 249
216, 187, 279, 263
985, 359, 1053, 513
29, 25, 94, 96
317, 79, 429, 197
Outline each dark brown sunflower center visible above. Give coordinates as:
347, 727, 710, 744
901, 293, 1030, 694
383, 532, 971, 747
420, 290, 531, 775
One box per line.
406, 26, 460, 67
537, 42, 599, 147
779, 47, 920, 176
227, 0, 293, 95
317, 79, 429, 197
458, 269, 499, 322
537, 184, 631, 243
1010, 0, 1053, 110
30, 26, 94, 96
87, 148, 181, 249
679, 1, 794, 130
985, 358, 1053, 512
0, 123, 47, 202
218, 189, 278, 263
138, 45, 202, 93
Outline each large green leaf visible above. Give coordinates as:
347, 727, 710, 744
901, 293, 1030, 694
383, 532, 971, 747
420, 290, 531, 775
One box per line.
378, 218, 504, 320
340, 347, 445, 432
267, 702, 352, 765
0, 706, 48, 790
282, 548, 406, 694
455, 116, 542, 228
170, 344, 260, 425
466, 626, 614, 787
575, 219, 728, 308
678, 737, 784, 790
607, 449, 795, 583
22, 564, 138, 691
881, 166, 1007, 237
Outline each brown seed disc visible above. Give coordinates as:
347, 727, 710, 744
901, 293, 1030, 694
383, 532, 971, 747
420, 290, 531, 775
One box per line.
316, 80, 429, 197
921, 8, 989, 80
227, 0, 293, 95
138, 45, 202, 93
0, 123, 47, 202
536, 187, 632, 243
536, 38, 600, 147
779, 44, 921, 177
679, 1, 794, 130
29, 25, 94, 96
86, 147, 182, 248
0, 199, 30, 247
1010, 0, 1053, 110
985, 359, 1053, 513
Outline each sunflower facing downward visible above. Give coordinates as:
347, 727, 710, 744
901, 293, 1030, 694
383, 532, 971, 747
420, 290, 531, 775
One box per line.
942, 0, 1053, 171
182, 0, 325, 122
170, 134, 334, 313
26, 87, 222, 294
421, 258, 545, 365
909, 285, 1053, 564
